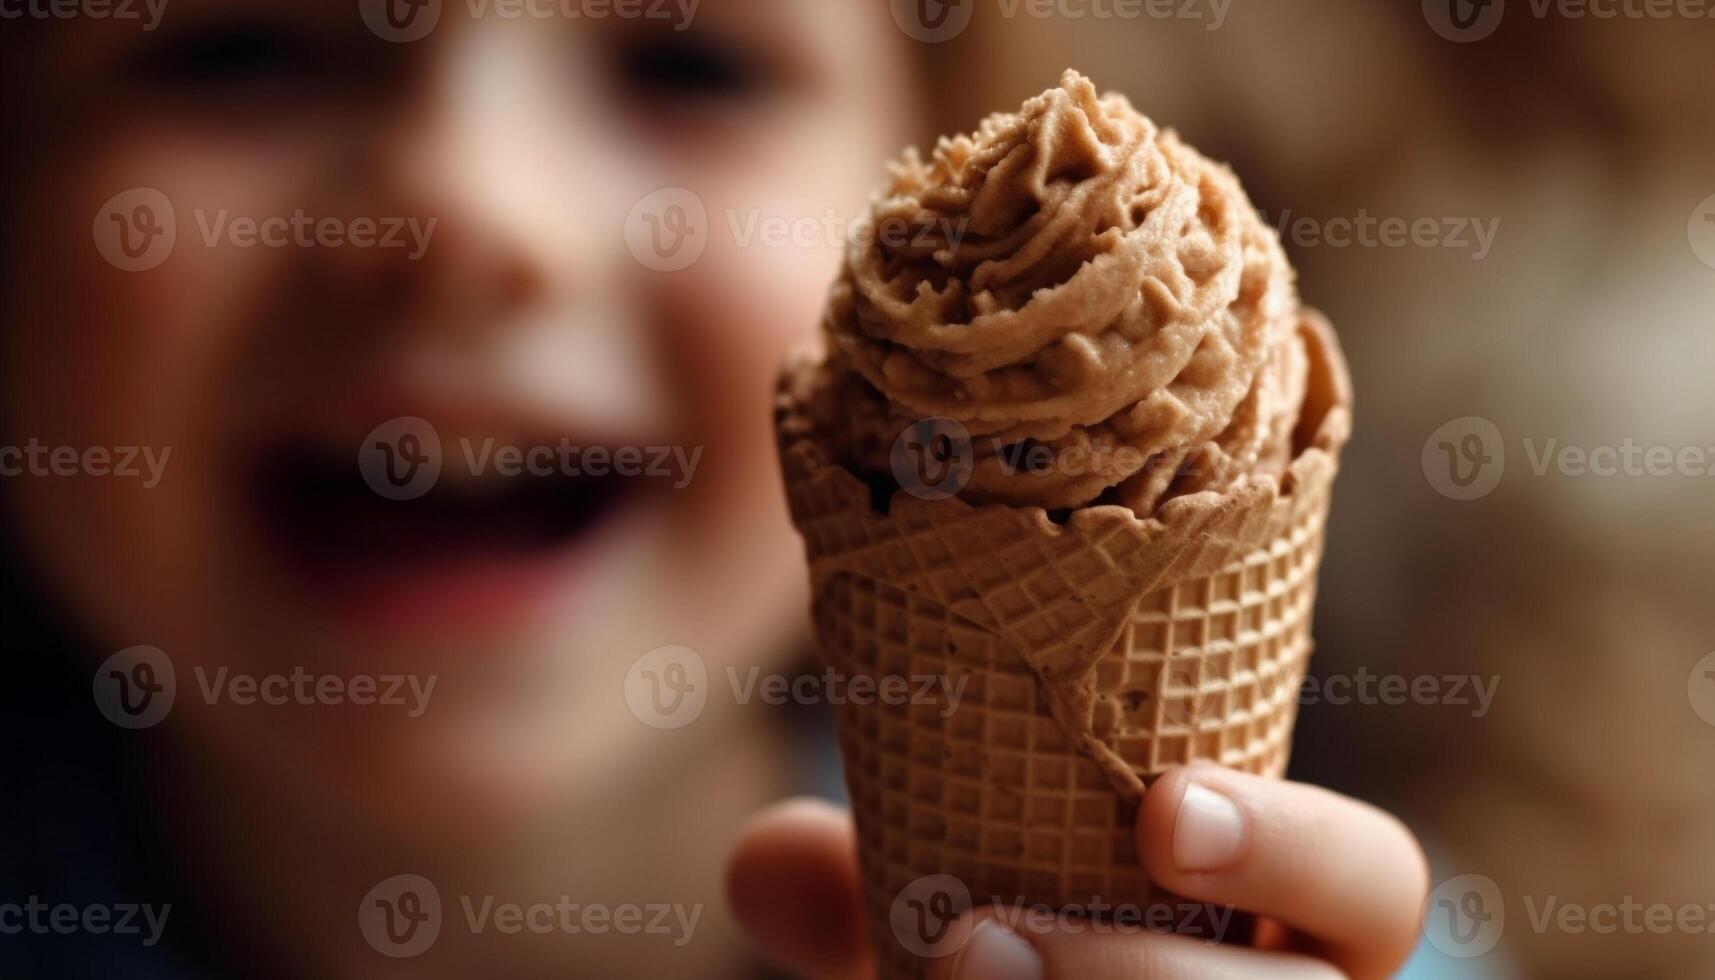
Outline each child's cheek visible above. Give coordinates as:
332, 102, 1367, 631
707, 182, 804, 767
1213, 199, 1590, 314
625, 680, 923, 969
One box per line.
1, 133, 327, 652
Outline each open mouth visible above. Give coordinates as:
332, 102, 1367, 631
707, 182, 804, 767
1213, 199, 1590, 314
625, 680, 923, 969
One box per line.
246, 439, 644, 622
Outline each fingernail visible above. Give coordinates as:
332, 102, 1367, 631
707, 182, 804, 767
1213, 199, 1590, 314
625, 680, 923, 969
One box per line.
1174, 782, 1246, 872
951, 919, 1042, 980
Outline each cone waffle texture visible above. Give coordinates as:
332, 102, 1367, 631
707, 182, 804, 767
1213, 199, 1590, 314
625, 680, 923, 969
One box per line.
778, 316, 1352, 980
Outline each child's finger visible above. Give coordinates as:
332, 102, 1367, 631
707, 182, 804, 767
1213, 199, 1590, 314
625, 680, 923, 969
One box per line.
725, 798, 874, 980
1136, 765, 1430, 980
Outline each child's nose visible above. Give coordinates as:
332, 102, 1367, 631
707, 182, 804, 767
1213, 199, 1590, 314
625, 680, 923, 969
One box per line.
322, 29, 642, 339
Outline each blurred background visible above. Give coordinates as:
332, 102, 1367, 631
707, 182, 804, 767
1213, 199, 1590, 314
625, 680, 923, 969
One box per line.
1, 1, 1712, 978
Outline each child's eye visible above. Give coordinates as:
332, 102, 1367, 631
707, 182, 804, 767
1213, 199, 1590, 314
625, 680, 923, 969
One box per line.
129, 23, 329, 94
612, 33, 773, 105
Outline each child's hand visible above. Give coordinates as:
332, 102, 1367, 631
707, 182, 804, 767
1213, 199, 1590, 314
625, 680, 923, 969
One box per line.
727, 765, 1429, 980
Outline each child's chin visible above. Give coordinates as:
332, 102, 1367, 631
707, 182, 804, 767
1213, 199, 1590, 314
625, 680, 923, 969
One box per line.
300, 714, 610, 842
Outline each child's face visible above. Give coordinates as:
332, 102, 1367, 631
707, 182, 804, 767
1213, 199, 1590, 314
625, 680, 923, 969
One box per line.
2, 0, 914, 825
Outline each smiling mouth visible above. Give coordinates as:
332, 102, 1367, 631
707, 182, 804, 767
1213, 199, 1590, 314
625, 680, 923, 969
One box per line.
247, 439, 642, 591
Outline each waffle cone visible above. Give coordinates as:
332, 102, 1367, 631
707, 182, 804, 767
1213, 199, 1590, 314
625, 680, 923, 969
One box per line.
777, 314, 1352, 979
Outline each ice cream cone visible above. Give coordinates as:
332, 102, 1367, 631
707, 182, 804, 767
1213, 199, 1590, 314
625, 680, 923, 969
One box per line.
777, 313, 1351, 979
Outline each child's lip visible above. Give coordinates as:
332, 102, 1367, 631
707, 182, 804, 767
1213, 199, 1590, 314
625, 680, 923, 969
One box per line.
273, 518, 639, 640
239, 432, 659, 639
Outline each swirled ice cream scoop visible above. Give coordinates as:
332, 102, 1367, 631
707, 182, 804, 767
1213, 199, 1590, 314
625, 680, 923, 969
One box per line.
812, 70, 1313, 514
